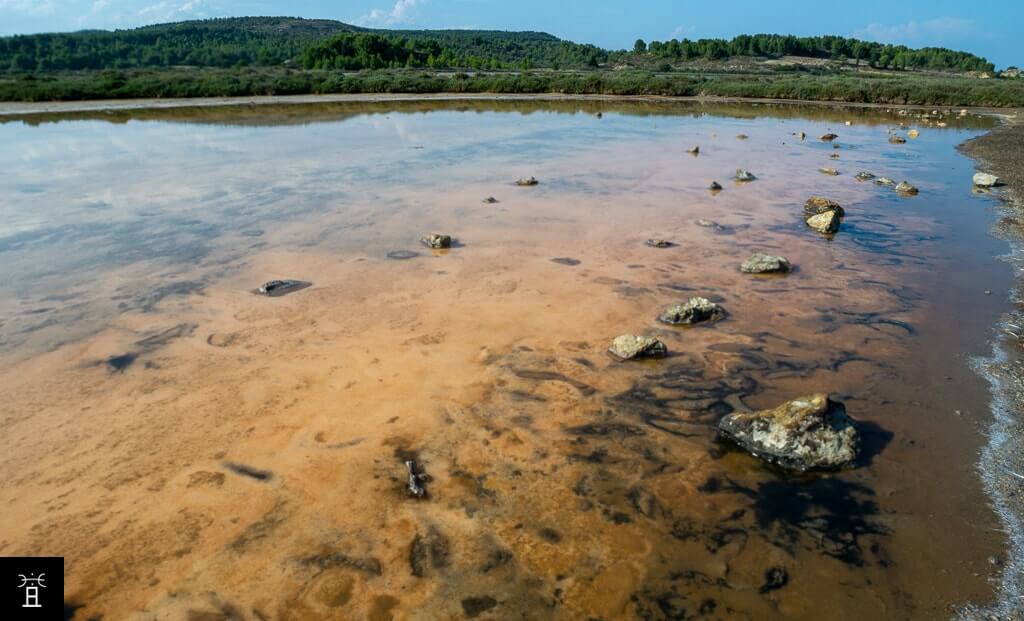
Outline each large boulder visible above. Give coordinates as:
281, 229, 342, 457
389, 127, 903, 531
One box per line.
658, 297, 725, 325
741, 253, 792, 274
609, 335, 668, 360
804, 196, 845, 218
973, 173, 1002, 188
717, 394, 861, 471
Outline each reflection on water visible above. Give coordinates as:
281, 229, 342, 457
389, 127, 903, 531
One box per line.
0, 100, 1013, 619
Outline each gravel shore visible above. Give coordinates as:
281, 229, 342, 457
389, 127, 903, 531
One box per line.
960, 115, 1024, 620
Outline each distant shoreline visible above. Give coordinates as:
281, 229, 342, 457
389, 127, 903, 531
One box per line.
1, 91, 1021, 118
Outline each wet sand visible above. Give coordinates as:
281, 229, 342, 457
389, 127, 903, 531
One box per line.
960, 117, 1024, 621
0, 101, 1016, 619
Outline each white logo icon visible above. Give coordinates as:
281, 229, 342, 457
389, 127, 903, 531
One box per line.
18, 573, 46, 608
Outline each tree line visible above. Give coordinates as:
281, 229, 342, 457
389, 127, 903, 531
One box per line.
629, 34, 994, 72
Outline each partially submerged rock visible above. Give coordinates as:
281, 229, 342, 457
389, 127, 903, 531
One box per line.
687, 145, 700, 154
874, 177, 897, 187
658, 297, 725, 325
695, 218, 719, 228
256, 279, 311, 297
482, 196, 500, 204
829, 153, 840, 160
855, 171, 876, 181
798, 131, 806, 140
734, 169, 757, 182
736, 134, 749, 140
819, 133, 838, 141
405, 460, 428, 498
420, 234, 452, 249
515, 176, 539, 186
741, 253, 792, 274
805, 210, 842, 235
889, 134, 907, 144
895, 181, 919, 195
717, 393, 860, 471
908, 129, 920, 138
818, 167, 839, 176
804, 196, 845, 218
709, 181, 723, 191
973, 172, 1002, 188
609, 335, 667, 360
645, 238, 673, 248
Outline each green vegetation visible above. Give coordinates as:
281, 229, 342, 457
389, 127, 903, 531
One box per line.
299, 32, 603, 71
0, 17, 1016, 105
3, 67, 1022, 107
633, 34, 995, 72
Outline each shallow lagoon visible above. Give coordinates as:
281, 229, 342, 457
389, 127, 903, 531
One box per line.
0, 99, 1014, 619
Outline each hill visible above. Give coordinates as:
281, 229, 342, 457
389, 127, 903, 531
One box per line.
0, 16, 605, 72
0, 17, 995, 74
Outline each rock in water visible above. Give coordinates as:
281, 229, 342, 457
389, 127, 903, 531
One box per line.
804, 196, 845, 218
256, 279, 312, 297
895, 181, 919, 195
734, 169, 757, 182
855, 171, 876, 181
873, 177, 897, 187
908, 129, 920, 138
687, 146, 700, 154
889, 134, 907, 144
736, 134, 749, 140
420, 234, 452, 249
482, 196, 499, 204
973, 172, 1002, 187
819, 133, 838, 141
515, 176, 539, 186
645, 239, 673, 248
717, 393, 860, 471
709, 181, 723, 190
806, 210, 841, 235
818, 167, 839, 176
798, 131, 806, 140
741, 253, 792, 274
608, 335, 668, 360
405, 460, 427, 498
658, 297, 725, 325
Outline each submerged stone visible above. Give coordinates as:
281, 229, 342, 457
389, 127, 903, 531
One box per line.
734, 169, 757, 182
736, 134, 749, 140
515, 176, 539, 186
818, 167, 839, 176
658, 297, 725, 325
645, 238, 674, 248
717, 393, 861, 471
387, 250, 420, 260
608, 335, 668, 360
804, 196, 845, 218
895, 181, 919, 195
874, 177, 897, 187
819, 133, 838, 141
741, 253, 792, 274
482, 196, 500, 204
805, 210, 841, 235
855, 171, 876, 181
973, 172, 1002, 188
420, 234, 452, 249
889, 134, 907, 144
257, 279, 311, 297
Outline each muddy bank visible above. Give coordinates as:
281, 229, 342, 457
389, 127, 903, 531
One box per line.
960, 118, 1024, 620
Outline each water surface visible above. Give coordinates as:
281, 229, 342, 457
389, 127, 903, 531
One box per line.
0, 100, 1013, 620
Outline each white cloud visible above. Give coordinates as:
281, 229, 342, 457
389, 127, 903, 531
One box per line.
133, 0, 206, 23
0, 0, 56, 16
357, 0, 425, 27
854, 17, 979, 46
668, 24, 695, 40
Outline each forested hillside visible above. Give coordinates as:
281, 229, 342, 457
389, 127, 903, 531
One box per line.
632, 34, 995, 72
0, 17, 995, 73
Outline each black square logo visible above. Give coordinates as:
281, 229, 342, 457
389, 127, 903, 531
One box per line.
0, 557, 63, 620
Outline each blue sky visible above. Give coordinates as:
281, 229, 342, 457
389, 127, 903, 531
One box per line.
1, 0, 1020, 68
